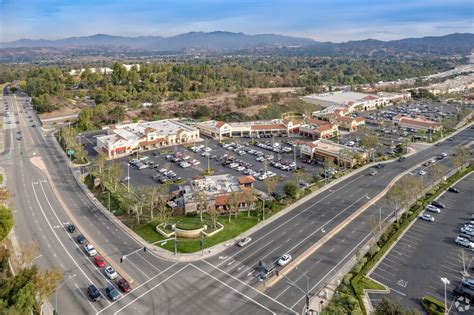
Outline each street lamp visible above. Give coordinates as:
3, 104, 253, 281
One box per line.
54, 273, 76, 315
440, 277, 450, 314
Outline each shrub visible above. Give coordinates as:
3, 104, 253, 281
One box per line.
368, 245, 381, 258
343, 273, 353, 285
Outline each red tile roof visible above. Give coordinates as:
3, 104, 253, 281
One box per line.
398, 116, 440, 128
237, 176, 256, 185
139, 137, 166, 146
354, 117, 366, 122
215, 121, 226, 128
363, 95, 379, 100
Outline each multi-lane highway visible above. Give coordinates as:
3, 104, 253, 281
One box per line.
2, 92, 473, 314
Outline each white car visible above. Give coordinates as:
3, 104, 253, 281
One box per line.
441, 152, 447, 157
105, 266, 118, 280
455, 236, 474, 249
238, 237, 252, 247
461, 227, 474, 236
84, 244, 97, 256
277, 254, 292, 266
426, 205, 440, 213
236, 166, 246, 172
257, 175, 267, 181
418, 169, 427, 176
179, 162, 191, 168
420, 213, 434, 222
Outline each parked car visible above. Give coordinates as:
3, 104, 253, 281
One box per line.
87, 284, 102, 302
426, 205, 441, 213
238, 237, 252, 247
431, 200, 446, 209
105, 266, 118, 280
277, 254, 292, 266
418, 169, 427, 176
84, 244, 97, 256
448, 187, 459, 193
420, 213, 434, 222
462, 278, 474, 290
105, 284, 120, 301
118, 278, 131, 293
455, 236, 474, 249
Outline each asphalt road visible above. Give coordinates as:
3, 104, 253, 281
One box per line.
368, 172, 474, 313
2, 93, 473, 314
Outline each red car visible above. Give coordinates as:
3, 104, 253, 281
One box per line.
118, 278, 131, 293
94, 256, 105, 268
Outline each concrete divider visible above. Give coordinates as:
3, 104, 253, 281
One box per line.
264, 158, 429, 288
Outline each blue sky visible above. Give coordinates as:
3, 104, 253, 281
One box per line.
0, 0, 473, 42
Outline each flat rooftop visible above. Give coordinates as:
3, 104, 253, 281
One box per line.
304, 91, 374, 105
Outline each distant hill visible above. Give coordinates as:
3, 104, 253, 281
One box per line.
1, 32, 472, 57
0, 31, 315, 50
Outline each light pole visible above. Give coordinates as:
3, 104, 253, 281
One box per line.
55, 273, 76, 315
440, 277, 450, 314
127, 163, 130, 192
286, 268, 312, 315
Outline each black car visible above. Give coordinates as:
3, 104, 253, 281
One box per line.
398, 156, 406, 162
76, 235, 86, 244
431, 200, 446, 209
105, 284, 120, 301
67, 224, 76, 233
376, 163, 385, 169
448, 187, 459, 193
87, 284, 102, 301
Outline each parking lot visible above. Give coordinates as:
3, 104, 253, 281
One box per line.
111, 136, 325, 194
368, 172, 474, 313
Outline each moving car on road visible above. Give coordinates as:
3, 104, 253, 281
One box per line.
87, 284, 102, 302
420, 213, 434, 222
94, 256, 105, 268
84, 244, 97, 256
369, 169, 378, 176
418, 169, 427, 176
448, 187, 459, 193
76, 235, 86, 244
105, 266, 118, 280
277, 254, 292, 266
238, 237, 252, 247
67, 224, 76, 233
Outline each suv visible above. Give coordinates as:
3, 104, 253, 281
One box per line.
67, 224, 76, 233
105, 284, 120, 301
87, 284, 101, 301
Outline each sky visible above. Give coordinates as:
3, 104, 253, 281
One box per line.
0, 0, 473, 42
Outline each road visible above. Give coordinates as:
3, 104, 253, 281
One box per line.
1, 93, 473, 314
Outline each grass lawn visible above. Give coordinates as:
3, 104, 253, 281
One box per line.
134, 212, 259, 253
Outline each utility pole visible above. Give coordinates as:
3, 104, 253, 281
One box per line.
174, 230, 178, 255
127, 163, 130, 192
440, 277, 449, 315
54, 273, 76, 315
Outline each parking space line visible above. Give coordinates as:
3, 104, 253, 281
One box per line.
382, 256, 404, 266
371, 271, 392, 283
378, 261, 399, 271
374, 266, 396, 277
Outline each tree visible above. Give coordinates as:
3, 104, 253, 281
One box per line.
193, 105, 212, 119
359, 128, 379, 161
227, 192, 240, 223
0, 188, 10, 203
452, 146, 471, 169
193, 189, 208, 222
262, 177, 278, 220
34, 267, 63, 306
107, 163, 124, 192
94, 152, 107, 174
208, 206, 219, 229
242, 187, 256, 217
76, 107, 94, 131
0, 205, 14, 242
283, 181, 299, 199
385, 181, 406, 222
19, 241, 40, 267
428, 163, 447, 183
323, 157, 337, 179
0, 266, 38, 314
374, 298, 420, 315
111, 62, 127, 85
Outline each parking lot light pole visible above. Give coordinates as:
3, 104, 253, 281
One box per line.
440, 277, 450, 314
54, 273, 76, 315
127, 163, 130, 192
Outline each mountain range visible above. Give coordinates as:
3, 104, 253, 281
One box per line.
1, 32, 473, 57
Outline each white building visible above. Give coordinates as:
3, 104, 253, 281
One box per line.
195, 119, 298, 140
303, 90, 410, 112
96, 119, 200, 159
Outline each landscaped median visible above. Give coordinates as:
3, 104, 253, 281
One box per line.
321, 165, 474, 315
